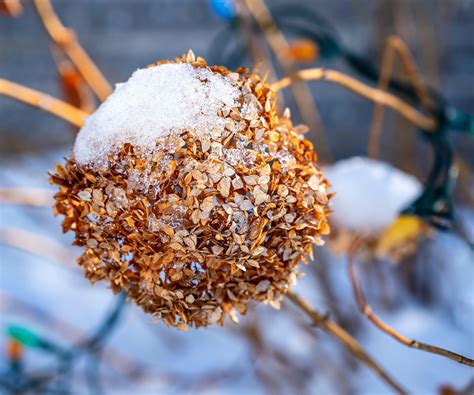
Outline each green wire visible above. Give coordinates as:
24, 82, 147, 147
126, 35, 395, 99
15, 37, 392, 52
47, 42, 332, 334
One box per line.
7, 326, 41, 348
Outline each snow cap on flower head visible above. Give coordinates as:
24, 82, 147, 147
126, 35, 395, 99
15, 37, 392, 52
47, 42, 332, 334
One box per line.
51, 51, 331, 329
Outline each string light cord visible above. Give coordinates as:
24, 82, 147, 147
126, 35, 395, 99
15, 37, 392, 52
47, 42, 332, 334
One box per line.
1, 292, 127, 393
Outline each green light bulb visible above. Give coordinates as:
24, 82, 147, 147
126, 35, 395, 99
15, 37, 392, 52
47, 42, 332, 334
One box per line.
7, 325, 41, 348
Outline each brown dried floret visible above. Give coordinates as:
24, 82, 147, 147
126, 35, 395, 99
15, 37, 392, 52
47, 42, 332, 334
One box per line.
50, 53, 331, 329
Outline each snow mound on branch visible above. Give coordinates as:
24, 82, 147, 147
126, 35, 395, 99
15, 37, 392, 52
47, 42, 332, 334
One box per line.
73, 62, 239, 169
324, 157, 422, 235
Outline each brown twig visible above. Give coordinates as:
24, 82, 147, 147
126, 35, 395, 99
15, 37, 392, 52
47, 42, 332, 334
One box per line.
235, 3, 290, 122
0, 226, 78, 271
286, 290, 407, 394
241, 0, 331, 162
368, 35, 433, 158
0, 78, 88, 127
33, 0, 112, 102
50, 46, 97, 114
271, 68, 436, 132
347, 240, 474, 367
0, 187, 54, 207
0, 0, 23, 16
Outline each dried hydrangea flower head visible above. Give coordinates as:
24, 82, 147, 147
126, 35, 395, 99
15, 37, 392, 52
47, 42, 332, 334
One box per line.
51, 51, 331, 329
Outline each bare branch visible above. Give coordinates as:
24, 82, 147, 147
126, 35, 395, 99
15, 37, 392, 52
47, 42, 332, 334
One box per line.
0, 226, 77, 271
368, 35, 434, 158
242, 0, 331, 162
286, 290, 407, 394
33, 0, 112, 102
0, 187, 54, 207
347, 240, 474, 367
0, 78, 88, 127
0, 0, 22, 16
270, 68, 436, 132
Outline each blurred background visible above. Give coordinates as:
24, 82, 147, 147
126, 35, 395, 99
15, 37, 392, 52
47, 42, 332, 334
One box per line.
0, 0, 473, 394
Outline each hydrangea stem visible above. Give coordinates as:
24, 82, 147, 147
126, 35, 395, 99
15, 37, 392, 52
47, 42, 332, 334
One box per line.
286, 290, 407, 394
33, 0, 112, 102
368, 35, 434, 159
347, 243, 474, 367
242, 0, 332, 162
0, 187, 53, 207
0, 79, 88, 127
271, 68, 436, 132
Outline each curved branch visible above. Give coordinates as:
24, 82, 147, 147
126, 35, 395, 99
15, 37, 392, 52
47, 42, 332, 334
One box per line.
33, 0, 112, 102
0, 79, 88, 127
286, 290, 407, 394
270, 68, 436, 132
347, 245, 474, 367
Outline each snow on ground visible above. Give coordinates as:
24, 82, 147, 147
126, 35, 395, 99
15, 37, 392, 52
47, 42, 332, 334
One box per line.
0, 151, 472, 394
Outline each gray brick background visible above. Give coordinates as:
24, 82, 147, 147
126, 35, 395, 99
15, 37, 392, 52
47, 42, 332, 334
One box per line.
1, 0, 473, 165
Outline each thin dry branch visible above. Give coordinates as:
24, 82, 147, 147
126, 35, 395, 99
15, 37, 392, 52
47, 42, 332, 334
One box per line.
241, 0, 331, 162
270, 68, 436, 132
347, 242, 474, 367
33, 0, 112, 102
0, 187, 54, 207
286, 290, 407, 394
0, 79, 88, 127
50, 46, 97, 114
0, 226, 78, 271
0, 0, 23, 16
368, 35, 433, 158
